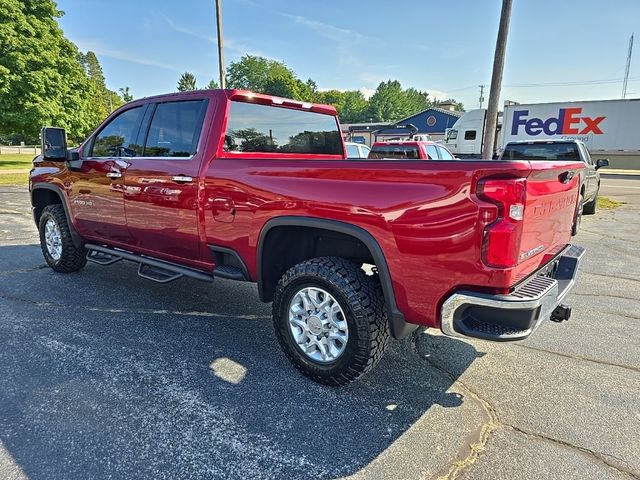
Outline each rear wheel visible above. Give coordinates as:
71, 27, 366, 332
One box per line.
583, 187, 598, 215
38, 205, 87, 272
272, 257, 389, 386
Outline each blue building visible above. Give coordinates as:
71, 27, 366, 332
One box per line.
374, 105, 463, 141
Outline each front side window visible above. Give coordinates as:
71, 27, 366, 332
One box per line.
464, 130, 477, 140
425, 145, 439, 159
579, 144, 593, 165
224, 101, 343, 155
438, 146, 454, 160
92, 107, 144, 157
144, 100, 207, 157
447, 129, 458, 140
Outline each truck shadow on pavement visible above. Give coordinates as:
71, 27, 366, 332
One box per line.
0, 244, 483, 479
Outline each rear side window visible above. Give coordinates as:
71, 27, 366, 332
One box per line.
92, 106, 144, 157
464, 130, 476, 140
502, 143, 580, 161
224, 101, 342, 155
437, 146, 454, 160
144, 100, 208, 157
425, 145, 439, 159
368, 145, 420, 159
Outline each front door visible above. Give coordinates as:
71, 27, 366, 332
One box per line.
123, 98, 209, 264
69, 105, 146, 243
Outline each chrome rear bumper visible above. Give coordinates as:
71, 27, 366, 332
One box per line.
441, 245, 586, 341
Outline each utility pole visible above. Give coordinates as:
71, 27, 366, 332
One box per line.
481, 0, 513, 160
622, 33, 634, 99
478, 85, 485, 109
215, 0, 226, 89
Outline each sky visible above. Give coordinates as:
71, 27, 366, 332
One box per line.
55, 0, 639, 109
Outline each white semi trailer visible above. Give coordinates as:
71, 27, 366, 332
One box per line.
444, 98, 640, 160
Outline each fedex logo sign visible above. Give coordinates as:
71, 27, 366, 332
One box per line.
511, 108, 606, 136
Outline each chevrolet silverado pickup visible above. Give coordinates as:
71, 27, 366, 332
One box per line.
31, 89, 586, 385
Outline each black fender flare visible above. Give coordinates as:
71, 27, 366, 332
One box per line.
257, 216, 416, 339
31, 183, 85, 250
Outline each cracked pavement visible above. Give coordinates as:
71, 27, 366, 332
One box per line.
0, 177, 639, 479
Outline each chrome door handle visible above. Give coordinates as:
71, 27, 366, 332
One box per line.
172, 175, 193, 183
106, 171, 122, 179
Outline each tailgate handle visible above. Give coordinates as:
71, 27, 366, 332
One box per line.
558, 170, 575, 184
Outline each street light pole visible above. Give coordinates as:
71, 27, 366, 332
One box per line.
215, 0, 226, 89
481, 0, 513, 159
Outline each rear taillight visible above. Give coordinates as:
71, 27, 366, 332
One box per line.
477, 178, 527, 268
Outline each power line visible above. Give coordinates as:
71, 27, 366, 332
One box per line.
441, 75, 640, 94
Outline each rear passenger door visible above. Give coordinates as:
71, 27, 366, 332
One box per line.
123, 98, 210, 264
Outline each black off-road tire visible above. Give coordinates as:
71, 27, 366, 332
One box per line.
272, 257, 390, 386
38, 204, 87, 273
572, 194, 583, 236
583, 188, 598, 215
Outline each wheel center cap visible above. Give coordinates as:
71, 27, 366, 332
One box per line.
307, 316, 323, 335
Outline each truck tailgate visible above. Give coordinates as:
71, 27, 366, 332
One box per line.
515, 160, 583, 282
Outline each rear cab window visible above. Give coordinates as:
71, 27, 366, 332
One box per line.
501, 143, 581, 161
368, 145, 420, 159
223, 101, 343, 156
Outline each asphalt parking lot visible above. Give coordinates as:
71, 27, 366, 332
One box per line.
1, 177, 638, 480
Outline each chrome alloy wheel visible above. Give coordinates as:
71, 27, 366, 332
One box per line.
288, 287, 349, 363
44, 218, 62, 261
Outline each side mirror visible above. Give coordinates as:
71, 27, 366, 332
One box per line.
595, 158, 609, 170
41, 127, 68, 161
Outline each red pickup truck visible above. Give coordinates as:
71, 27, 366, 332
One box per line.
31, 89, 585, 385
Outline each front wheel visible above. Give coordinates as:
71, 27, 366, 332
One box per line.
272, 257, 390, 386
583, 188, 598, 215
38, 204, 87, 272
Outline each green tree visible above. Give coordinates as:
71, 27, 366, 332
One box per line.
367, 81, 409, 122
226, 55, 315, 101
314, 90, 346, 113
119, 86, 133, 102
0, 0, 96, 142
79, 50, 110, 124
206, 79, 219, 90
177, 72, 197, 91
340, 91, 369, 123
404, 87, 432, 114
